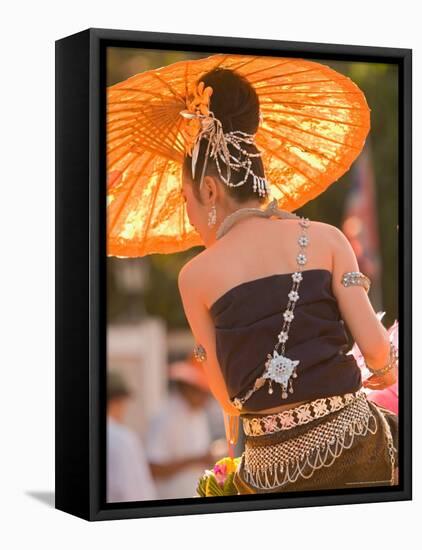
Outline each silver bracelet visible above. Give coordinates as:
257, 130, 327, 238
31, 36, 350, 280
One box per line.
366, 341, 398, 376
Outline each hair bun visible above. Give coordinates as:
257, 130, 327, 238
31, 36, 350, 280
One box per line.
182, 67, 268, 205
199, 68, 260, 134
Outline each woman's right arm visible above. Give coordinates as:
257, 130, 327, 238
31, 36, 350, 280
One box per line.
329, 225, 392, 372
178, 260, 241, 416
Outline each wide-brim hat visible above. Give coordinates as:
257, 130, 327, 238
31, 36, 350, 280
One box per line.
107, 54, 371, 258
168, 357, 210, 393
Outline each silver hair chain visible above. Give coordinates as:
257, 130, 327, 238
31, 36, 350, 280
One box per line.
181, 109, 271, 197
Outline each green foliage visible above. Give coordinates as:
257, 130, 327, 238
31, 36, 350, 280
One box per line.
196, 471, 238, 497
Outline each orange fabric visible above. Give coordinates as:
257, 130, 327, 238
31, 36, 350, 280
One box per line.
107, 54, 371, 258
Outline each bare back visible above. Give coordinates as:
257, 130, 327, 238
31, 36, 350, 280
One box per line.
179, 212, 391, 416
198, 216, 332, 311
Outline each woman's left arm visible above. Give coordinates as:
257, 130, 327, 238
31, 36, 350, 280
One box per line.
178, 262, 240, 417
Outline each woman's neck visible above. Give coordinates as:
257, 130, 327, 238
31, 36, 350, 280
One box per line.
214, 197, 299, 241
217, 197, 267, 225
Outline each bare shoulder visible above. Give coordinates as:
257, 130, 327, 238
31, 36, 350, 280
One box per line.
307, 219, 346, 249
177, 248, 211, 295
315, 221, 355, 252
307, 218, 337, 236
308, 221, 361, 280
295, 218, 336, 251
300, 219, 351, 272
276, 216, 337, 236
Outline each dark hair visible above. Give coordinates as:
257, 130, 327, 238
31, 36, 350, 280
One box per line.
107, 371, 131, 402
182, 68, 267, 205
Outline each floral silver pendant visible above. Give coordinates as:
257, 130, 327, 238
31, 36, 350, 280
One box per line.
263, 350, 299, 398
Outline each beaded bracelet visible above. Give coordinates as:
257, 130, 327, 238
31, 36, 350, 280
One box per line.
365, 341, 398, 376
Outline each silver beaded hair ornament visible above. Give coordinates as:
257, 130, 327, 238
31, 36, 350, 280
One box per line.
179, 108, 272, 198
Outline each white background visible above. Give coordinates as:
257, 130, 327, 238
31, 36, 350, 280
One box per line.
1, 1, 419, 547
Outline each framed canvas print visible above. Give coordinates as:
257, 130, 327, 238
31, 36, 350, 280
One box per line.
55, 27, 412, 521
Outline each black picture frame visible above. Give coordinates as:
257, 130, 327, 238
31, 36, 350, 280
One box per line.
55, 27, 412, 521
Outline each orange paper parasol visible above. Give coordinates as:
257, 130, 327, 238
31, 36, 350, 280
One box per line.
107, 54, 371, 257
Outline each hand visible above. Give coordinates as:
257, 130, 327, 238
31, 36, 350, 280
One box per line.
362, 365, 398, 391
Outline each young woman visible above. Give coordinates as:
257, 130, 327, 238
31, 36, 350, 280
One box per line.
177, 68, 399, 494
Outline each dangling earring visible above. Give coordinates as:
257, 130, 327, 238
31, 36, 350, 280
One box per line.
207, 204, 217, 227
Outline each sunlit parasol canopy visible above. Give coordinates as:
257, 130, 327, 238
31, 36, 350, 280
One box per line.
107, 54, 371, 258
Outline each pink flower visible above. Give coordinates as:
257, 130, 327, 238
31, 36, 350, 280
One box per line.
388, 319, 399, 348
213, 463, 228, 485
346, 311, 399, 415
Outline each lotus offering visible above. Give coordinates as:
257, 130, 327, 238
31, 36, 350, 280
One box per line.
196, 456, 242, 497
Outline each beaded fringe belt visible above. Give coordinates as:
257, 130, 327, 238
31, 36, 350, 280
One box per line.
240, 390, 381, 490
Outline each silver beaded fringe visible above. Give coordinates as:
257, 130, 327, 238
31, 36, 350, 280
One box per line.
240, 392, 380, 490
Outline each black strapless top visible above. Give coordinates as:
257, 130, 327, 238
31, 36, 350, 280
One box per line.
209, 268, 362, 412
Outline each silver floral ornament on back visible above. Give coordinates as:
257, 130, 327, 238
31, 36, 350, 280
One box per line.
263, 351, 300, 398
228, 212, 311, 408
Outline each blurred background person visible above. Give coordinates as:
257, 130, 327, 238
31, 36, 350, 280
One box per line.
145, 356, 216, 499
107, 371, 157, 502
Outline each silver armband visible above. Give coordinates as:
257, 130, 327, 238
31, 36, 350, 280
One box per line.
193, 343, 207, 362
341, 271, 371, 293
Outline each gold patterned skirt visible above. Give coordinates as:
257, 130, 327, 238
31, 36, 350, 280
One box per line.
233, 389, 399, 494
